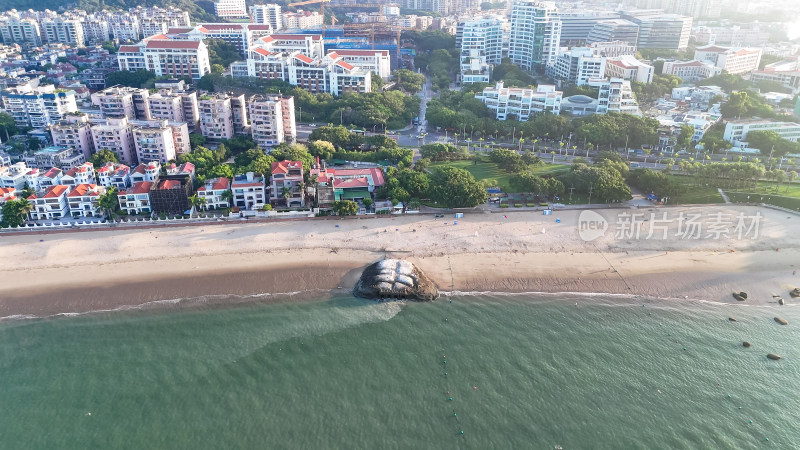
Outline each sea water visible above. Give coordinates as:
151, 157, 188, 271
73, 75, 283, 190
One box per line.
1, 294, 799, 449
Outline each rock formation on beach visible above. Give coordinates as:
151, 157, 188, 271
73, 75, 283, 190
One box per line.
353, 259, 439, 302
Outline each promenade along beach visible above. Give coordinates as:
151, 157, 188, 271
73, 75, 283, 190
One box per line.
0, 204, 797, 317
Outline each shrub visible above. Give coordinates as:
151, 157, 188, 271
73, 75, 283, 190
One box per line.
539, 203, 549, 207
499, 204, 509, 208
514, 203, 523, 207
526, 203, 536, 207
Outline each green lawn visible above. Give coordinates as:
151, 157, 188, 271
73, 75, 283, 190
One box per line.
429, 160, 569, 193
726, 192, 800, 211
741, 181, 800, 198
665, 175, 724, 204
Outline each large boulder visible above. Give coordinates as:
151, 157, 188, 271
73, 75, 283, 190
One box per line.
354, 259, 439, 302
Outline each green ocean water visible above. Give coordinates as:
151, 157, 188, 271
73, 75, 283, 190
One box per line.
1, 294, 800, 449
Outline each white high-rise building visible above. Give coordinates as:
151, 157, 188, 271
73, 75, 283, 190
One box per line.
117, 39, 211, 82
546, 47, 606, 86
282, 11, 323, 30
588, 77, 640, 115
509, 0, 561, 71
0, 86, 78, 128
0, 16, 42, 47
41, 17, 84, 47
248, 95, 296, 148
457, 15, 507, 84
214, 0, 248, 19
251, 4, 283, 31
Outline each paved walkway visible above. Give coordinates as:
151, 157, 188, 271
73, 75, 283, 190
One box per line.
718, 188, 731, 203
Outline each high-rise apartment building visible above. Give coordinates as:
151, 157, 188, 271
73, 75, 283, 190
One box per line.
457, 15, 506, 84
0, 15, 42, 47
248, 95, 296, 148
90, 117, 137, 166
41, 17, 84, 47
509, 0, 561, 71
251, 4, 283, 31
199, 95, 236, 141
0, 86, 78, 128
50, 114, 95, 160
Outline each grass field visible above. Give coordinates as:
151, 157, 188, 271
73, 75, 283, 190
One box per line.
739, 181, 800, 198
726, 192, 800, 211
429, 160, 569, 193
665, 175, 725, 204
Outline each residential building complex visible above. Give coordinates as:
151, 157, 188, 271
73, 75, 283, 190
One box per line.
270, 161, 304, 208
0, 86, 78, 128
233, 172, 268, 209
547, 47, 606, 86
605, 55, 654, 84
694, 45, 762, 75
475, 82, 563, 121
248, 95, 296, 148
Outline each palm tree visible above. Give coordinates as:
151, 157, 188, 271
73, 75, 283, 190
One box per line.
282, 186, 291, 207
585, 142, 592, 158
787, 170, 797, 191
189, 194, 206, 216
221, 189, 233, 209
532, 139, 538, 154
550, 151, 556, 164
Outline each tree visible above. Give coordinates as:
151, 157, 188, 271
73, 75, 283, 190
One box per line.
97, 186, 119, 218
270, 143, 315, 171
308, 140, 336, 160
420, 143, 467, 161
105, 69, 156, 88
392, 69, 426, 94
205, 39, 241, 68
746, 130, 797, 158
397, 169, 430, 198
0, 198, 31, 228
189, 133, 206, 149
90, 149, 118, 167
677, 124, 694, 151
26, 137, 41, 151
428, 167, 488, 208
0, 111, 19, 139
189, 194, 207, 214
309, 125, 361, 150
363, 197, 373, 209
100, 40, 117, 54
211, 64, 225, 74
332, 200, 359, 216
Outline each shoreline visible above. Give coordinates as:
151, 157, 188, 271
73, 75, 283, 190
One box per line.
1, 206, 798, 318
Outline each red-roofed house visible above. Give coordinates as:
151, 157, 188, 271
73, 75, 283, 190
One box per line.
67, 184, 107, 217
197, 177, 231, 210
61, 162, 95, 186
131, 161, 161, 183
28, 185, 71, 220
270, 161, 304, 207
118, 181, 154, 215
97, 162, 132, 190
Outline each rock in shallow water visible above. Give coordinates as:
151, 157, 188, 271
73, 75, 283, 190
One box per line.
767, 353, 781, 360
353, 259, 439, 302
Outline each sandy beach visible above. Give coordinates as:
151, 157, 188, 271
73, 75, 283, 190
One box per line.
1, 204, 798, 317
